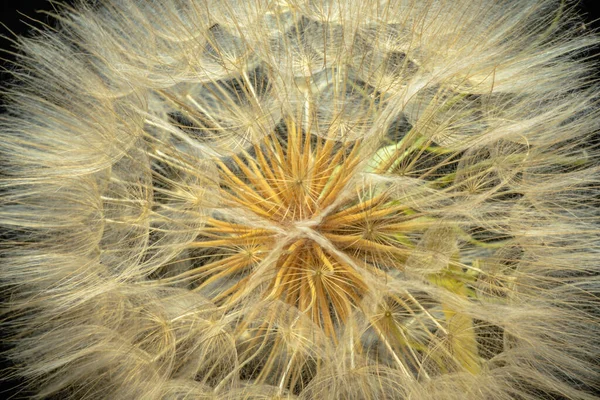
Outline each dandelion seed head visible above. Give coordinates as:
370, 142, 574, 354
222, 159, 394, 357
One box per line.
1, 0, 599, 399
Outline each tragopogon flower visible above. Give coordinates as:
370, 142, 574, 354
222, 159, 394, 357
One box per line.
1, 0, 599, 399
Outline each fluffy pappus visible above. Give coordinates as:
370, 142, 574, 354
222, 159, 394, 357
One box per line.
1, 0, 599, 399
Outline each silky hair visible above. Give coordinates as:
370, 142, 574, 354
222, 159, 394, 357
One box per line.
1, 0, 599, 399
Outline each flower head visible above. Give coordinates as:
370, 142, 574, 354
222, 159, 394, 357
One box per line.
1, 0, 599, 399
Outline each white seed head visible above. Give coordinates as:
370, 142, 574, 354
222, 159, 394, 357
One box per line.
1, 1, 599, 399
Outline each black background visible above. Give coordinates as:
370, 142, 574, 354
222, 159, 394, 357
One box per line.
0, 0, 599, 399
1, 0, 600, 68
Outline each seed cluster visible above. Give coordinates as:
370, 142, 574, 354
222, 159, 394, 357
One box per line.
1, 1, 599, 399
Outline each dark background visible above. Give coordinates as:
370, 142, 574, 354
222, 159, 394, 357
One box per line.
1, 0, 600, 67
1, 1, 599, 87
0, 0, 599, 399
1, 0, 599, 94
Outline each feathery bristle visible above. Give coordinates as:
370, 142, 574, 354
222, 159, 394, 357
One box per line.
1, 1, 599, 399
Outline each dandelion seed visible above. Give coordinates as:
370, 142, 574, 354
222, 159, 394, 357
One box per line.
1, 1, 599, 399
